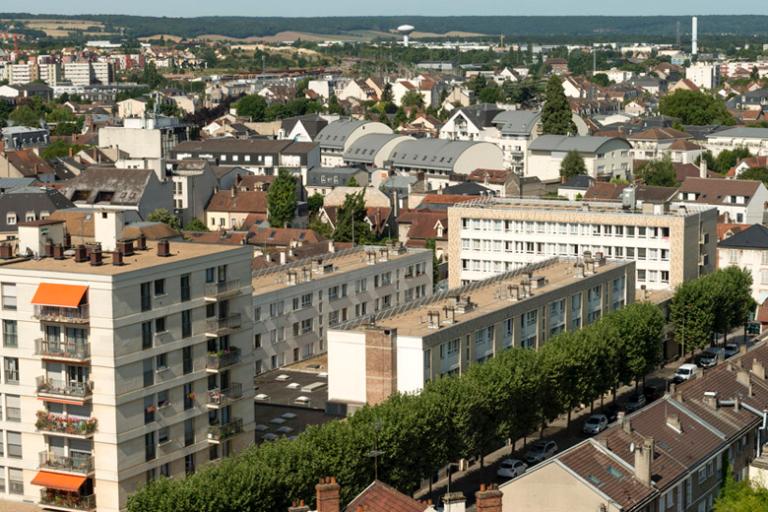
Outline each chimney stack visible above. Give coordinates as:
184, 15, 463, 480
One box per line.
475, 484, 503, 512
89, 248, 103, 266
634, 437, 654, 487
287, 500, 310, 512
443, 492, 466, 512
157, 240, 171, 257
75, 244, 88, 263
53, 244, 64, 260
0, 244, 12, 259
44, 239, 54, 258
703, 391, 718, 410
699, 157, 707, 179
137, 233, 147, 251
112, 251, 124, 266
752, 359, 766, 380
315, 477, 340, 512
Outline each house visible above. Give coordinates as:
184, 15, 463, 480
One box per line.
628, 75, 666, 95
397, 209, 448, 258
526, 135, 633, 183
116, 98, 148, 119
669, 78, 700, 93
501, 343, 768, 512
677, 178, 768, 224
718, 224, 768, 316
318, 205, 392, 238
726, 156, 768, 178
442, 84, 473, 111
2, 126, 50, 150
0, 187, 74, 242
583, 182, 677, 204
546, 58, 568, 75
557, 174, 595, 200
279, 114, 328, 142
167, 159, 218, 225
205, 189, 269, 230
289, 477, 440, 512
466, 168, 536, 198
337, 79, 380, 104
246, 226, 323, 249
706, 127, 768, 157
667, 139, 703, 165
0, 146, 56, 182
624, 99, 649, 117
627, 127, 693, 161
686, 62, 720, 90
306, 167, 368, 196
61, 167, 173, 220
391, 76, 441, 108
441, 181, 495, 197
315, 119, 392, 167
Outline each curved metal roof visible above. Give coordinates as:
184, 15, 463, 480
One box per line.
315, 119, 392, 150
528, 135, 631, 154
343, 134, 413, 164
389, 139, 486, 171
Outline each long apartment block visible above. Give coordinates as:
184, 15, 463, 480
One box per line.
251, 244, 433, 373
0, 219, 254, 512
327, 257, 635, 411
447, 198, 718, 291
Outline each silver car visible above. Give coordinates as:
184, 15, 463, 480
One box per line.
582, 414, 609, 435
525, 440, 558, 464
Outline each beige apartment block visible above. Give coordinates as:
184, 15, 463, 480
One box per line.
447, 198, 718, 291
328, 257, 635, 410
0, 227, 254, 511
252, 244, 433, 373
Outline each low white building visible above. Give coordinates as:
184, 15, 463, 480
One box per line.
677, 177, 768, 224
526, 135, 633, 183
706, 127, 768, 157
315, 119, 392, 167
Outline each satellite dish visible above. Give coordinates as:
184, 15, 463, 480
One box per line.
629, 442, 636, 453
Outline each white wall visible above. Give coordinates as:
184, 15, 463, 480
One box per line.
327, 330, 367, 404
396, 335, 426, 395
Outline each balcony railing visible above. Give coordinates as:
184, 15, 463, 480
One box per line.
207, 417, 243, 442
206, 347, 241, 371
34, 305, 90, 324
204, 280, 241, 301
36, 410, 97, 436
39, 451, 94, 474
205, 314, 242, 335
36, 377, 93, 400
35, 339, 91, 361
39, 490, 96, 511
206, 383, 243, 407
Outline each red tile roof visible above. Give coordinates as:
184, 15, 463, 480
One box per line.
398, 209, 448, 241
344, 480, 426, 512
717, 223, 749, 241
467, 169, 510, 185
419, 194, 477, 206
628, 127, 691, 141
206, 190, 267, 214
678, 177, 762, 205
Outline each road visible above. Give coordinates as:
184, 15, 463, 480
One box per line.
414, 330, 762, 510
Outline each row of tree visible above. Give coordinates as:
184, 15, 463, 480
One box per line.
127, 302, 664, 512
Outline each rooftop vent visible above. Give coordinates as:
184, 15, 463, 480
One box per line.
53, 244, 64, 260
0, 244, 12, 260
75, 245, 88, 263
157, 240, 171, 257
287, 382, 301, 389
666, 413, 683, 434
703, 391, 718, 410
137, 233, 147, 250
427, 310, 441, 329
455, 295, 475, 314
118, 240, 134, 256
275, 374, 291, 381
90, 248, 103, 266
112, 251, 124, 266
255, 393, 270, 401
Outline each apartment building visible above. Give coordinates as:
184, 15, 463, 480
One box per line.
327, 257, 634, 410
447, 198, 718, 291
251, 244, 433, 374
500, 343, 768, 512
0, 218, 255, 511
706, 127, 768, 157
63, 63, 114, 86
526, 135, 633, 183
685, 61, 720, 90
718, 223, 768, 313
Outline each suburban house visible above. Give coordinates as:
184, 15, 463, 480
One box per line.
278, 114, 329, 142
306, 168, 369, 196
677, 178, 768, 224
205, 189, 269, 230
526, 135, 633, 183
0, 146, 56, 182
0, 187, 74, 242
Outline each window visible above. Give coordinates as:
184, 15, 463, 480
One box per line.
184, 382, 194, 409
158, 426, 170, 444
142, 321, 153, 349
5, 395, 19, 422
144, 395, 155, 424
143, 358, 154, 387
206, 303, 216, 318
2, 320, 16, 347
1, 283, 16, 310
7, 431, 21, 458
4, 358, 18, 384
156, 353, 168, 371
184, 418, 195, 446
205, 267, 215, 283
155, 317, 166, 334
145, 432, 156, 461
698, 466, 707, 483
182, 346, 192, 374
8, 467, 22, 495
154, 279, 165, 296
180, 274, 191, 302
301, 293, 312, 308
146, 468, 157, 484
328, 286, 339, 301
182, 310, 192, 338
209, 443, 219, 461
157, 389, 170, 408
269, 301, 283, 317
140, 282, 151, 311
160, 463, 170, 478
185, 453, 195, 475
254, 333, 261, 349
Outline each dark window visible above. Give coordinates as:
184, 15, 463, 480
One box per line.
155, 317, 166, 333
154, 279, 165, 296
143, 358, 154, 387
182, 310, 192, 338
146, 468, 156, 484
183, 382, 194, 409
209, 444, 219, 461
3, 320, 17, 348
206, 303, 216, 318
141, 321, 152, 349
160, 463, 170, 478
184, 417, 194, 446
140, 282, 151, 311
205, 267, 215, 283
144, 395, 155, 424
180, 274, 191, 302
145, 432, 156, 461
254, 334, 261, 349
182, 347, 192, 374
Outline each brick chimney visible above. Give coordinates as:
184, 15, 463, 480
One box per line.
475, 484, 503, 512
287, 500, 310, 512
315, 477, 340, 512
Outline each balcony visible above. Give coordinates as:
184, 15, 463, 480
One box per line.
34, 305, 90, 325
205, 314, 242, 337
36, 411, 97, 438
36, 377, 93, 404
39, 490, 96, 512
206, 383, 243, 409
207, 417, 243, 443
206, 347, 241, 372
39, 451, 94, 475
35, 339, 91, 363
204, 280, 242, 301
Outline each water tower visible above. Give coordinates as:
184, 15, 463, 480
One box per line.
397, 24, 415, 48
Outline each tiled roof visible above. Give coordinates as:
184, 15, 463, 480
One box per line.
467, 169, 511, 185
718, 224, 768, 249
717, 223, 749, 241
627, 127, 690, 141
678, 177, 762, 205
344, 480, 426, 512
206, 190, 267, 214
667, 139, 701, 151
4, 149, 55, 177
398, 209, 448, 241
247, 226, 323, 246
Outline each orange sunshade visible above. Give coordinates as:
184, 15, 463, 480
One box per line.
31, 471, 86, 492
31, 283, 88, 308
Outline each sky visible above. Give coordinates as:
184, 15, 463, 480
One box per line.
1, 0, 767, 17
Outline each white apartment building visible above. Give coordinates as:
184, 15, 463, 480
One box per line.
685, 62, 720, 90
718, 224, 768, 311
63, 63, 114, 87
706, 127, 768, 157
327, 257, 634, 409
0, 218, 255, 511
526, 135, 633, 183
251, 244, 433, 373
447, 198, 718, 291
8, 64, 33, 85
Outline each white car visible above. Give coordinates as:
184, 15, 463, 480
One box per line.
672, 363, 699, 384
496, 458, 528, 479
582, 414, 609, 435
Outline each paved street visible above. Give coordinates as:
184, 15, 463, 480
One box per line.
415, 330, 763, 510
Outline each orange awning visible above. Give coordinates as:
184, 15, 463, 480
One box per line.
31, 283, 88, 308
32, 471, 86, 492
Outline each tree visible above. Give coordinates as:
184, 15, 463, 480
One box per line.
751, 66, 760, 82
9, 105, 43, 127
658, 90, 735, 125
715, 467, 768, 511
307, 193, 324, 215
696, 150, 717, 172
347, 176, 359, 187
738, 167, 768, 187
400, 90, 425, 109
148, 209, 180, 231
41, 140, 85, 160
478, 85, 500, 104
715, 147, 751, 174
541, 75, 576, 135
424, 238, 440, 284
236, 95, 268, 121
332, 190, 373, 244
267, 169, 298, 228
559, 150, 587, 180
183, 218, 208, 232
635, 155, 678, 187
591, 73, 610, 87
381, 83, 393, 103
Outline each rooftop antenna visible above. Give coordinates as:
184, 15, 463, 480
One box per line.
365, 420, 384, 480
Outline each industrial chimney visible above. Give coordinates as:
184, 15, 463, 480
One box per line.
692, 17, 698, 56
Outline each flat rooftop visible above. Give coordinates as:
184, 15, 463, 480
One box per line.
349, 257, 630, 337
1, 241, 247, 276
251, 245, 426, 295
452, 197, 715, 218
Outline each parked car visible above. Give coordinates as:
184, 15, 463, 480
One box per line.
698, 348, 725, 368
671, 363, 700, 384
525, 440, 558, 464
724, 343, 740, 359
496, 458, 528, 479
582, 414, 609, 435
603, 404, 621, 423
643, 383, 666, 402
624, 393, 647, 412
